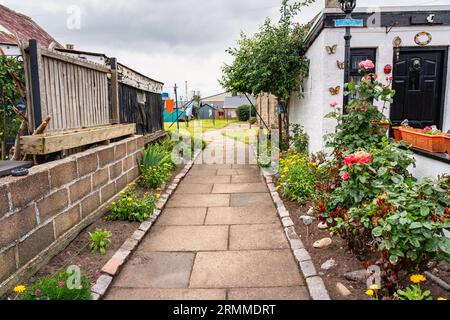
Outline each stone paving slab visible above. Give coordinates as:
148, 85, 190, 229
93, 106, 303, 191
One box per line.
231, 175, 263, 183
230, 193, 274, 207
140, 226, 229, 251
229, 224, 289, 250
111, 252, 195, 289
212, 183, 268, 194
167, 194, 230, 208
155, 208, 207, 226
228, 287, 310, 300
187, 169, 218, 176
106, 288, 227, 300
175, 184, 213, 194
205, 206, 278, 225
189, 250, 304, 288
183, 175, 231, 184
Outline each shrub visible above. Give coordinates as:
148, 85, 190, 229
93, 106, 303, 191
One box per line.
88, 229, 112, 255
277, 150, 317, 204
107, 188, 156, 222
236, 105, 256, 122
289, 124, 309, 154
139, 145, 174, 189
21, 271, 91, 300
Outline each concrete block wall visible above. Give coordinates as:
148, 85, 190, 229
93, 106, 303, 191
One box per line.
0, 135, 144, 294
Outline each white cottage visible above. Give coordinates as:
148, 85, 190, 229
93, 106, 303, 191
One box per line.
290, 4, 450, 178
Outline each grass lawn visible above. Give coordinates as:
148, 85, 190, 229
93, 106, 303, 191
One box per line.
222, 127, 259, 145
164, 119, 241, 136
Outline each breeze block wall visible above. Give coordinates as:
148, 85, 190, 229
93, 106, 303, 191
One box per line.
0, 136, 144, 295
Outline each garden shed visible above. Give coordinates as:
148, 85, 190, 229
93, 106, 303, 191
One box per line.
289, 4, 450, 178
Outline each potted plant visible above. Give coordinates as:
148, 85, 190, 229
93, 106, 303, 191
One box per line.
371, 118, 391, 135
444, 133, 450, 157
399, 126, 446, 153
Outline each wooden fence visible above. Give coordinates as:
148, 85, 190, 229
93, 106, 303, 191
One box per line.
25, 39, 113, 132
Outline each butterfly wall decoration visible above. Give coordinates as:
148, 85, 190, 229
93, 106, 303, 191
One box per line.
325, 44, 338, 55
329, 86, 341, 96
336, 61, 345, 70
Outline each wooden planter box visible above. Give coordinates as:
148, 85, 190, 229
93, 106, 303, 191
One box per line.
398, 128, 446, 153
392, 127, 403, 141
444, 134, 450, 157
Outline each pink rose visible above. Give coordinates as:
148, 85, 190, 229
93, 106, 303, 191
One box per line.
359, 59, 375, 70
329, 101, 338, 107
342, 173, 351, 181
35, 289, 42, 295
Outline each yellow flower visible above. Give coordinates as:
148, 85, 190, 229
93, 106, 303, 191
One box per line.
120, 191, 126, 195
127, 197, 133, 202
437, 297, 447, 300
276, 185, 281, 190
111, 202, 116, 206
13, 285, 26, 294
369, 284, 379, 290
410, 274, 427, 284
365, 290, 374, 297
156, 194, 161, 199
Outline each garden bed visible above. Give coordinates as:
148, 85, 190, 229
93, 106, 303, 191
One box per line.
284, 196, 450, 300
3, 163, 184, 300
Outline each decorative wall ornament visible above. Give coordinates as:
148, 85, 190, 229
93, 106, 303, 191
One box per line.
393, 36, 402, 61
329, 86, 341, 95
337, 61, 345, 70
325, 44, 338, 55
384, 64, 393, 75
414, 32, 432, 46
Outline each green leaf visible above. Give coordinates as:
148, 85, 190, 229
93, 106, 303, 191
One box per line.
410, 222, 422, 230
438, 238, 450, 255
420, 207, 430, 216
389, 255, 399, 265
372, 227, 383, 237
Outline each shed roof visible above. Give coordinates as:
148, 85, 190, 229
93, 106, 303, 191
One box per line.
223, 96, 255, 109
0, 4, 63, 48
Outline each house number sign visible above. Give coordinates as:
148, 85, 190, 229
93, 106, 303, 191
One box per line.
414, 32, 432, 46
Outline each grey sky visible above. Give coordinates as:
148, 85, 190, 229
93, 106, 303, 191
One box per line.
2, 0, 449, 97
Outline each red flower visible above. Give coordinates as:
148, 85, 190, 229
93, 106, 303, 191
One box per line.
432, 214, 438, 222
342, 172, 351, 181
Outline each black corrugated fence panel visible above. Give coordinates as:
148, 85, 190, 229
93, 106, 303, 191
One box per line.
118, 83, 163, 135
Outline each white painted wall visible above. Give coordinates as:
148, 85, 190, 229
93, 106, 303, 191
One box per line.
290, 31, 328, 154
290, 24, 450, 176
0, 44, 20, 56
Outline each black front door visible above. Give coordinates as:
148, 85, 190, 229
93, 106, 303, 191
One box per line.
391, 49, 446, 129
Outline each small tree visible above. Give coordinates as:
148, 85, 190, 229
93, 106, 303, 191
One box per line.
0, 55, 24, 160
220, 0, 314, 145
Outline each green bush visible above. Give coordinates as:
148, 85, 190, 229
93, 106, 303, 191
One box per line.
289, 124, 309, 154
277, 150, 317, 204
139, 145, 175, 189
236, 105, 256, 122
107, 188, 156, 222
21, 271, 91, 300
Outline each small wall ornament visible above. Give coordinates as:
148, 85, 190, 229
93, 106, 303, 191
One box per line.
414, 32, 432, 46
329, 86, 341, 96
337, 61, 345, 70
384, 64, 392, 75
325, 44, 338, 55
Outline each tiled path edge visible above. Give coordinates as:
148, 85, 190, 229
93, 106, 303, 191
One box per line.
91, 151, 202, 300
258, 164, 331, 300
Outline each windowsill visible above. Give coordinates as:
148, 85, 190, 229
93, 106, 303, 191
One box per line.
407, 147, 450, 165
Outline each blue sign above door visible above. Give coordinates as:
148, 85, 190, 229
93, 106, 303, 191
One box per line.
334, 19, 364, 27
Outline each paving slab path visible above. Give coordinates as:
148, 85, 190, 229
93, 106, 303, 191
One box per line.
105, 125, 310, 300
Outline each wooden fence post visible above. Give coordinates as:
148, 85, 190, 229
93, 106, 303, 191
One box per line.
28, 39, 44, 131
110, 58, 120, 124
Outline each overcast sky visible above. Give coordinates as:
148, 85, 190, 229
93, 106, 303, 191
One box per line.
2, 0, 449, 98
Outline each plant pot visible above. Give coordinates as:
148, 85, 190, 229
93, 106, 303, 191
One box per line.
392, 127, 403, 141
399, 128, 446, 153
444, 134, 450, 157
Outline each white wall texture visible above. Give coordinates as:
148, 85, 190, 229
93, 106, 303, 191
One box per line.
290, 24, 450, 177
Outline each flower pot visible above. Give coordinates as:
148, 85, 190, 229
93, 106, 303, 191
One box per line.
444, 134, 450, 157
392, 127, 403, 141
371, 121, 390, 136
399, 128, 446, 153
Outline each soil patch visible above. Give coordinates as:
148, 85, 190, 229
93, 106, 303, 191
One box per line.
284, 197, 450, 300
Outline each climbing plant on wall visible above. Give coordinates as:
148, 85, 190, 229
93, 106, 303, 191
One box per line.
0, 54, 24, 160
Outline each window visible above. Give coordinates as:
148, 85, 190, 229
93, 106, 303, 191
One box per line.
350, 48, 377, 85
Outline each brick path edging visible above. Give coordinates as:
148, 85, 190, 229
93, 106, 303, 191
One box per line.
90, 151, 202, 300
260, 168, 331, 301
